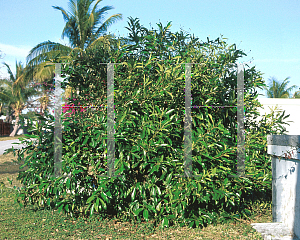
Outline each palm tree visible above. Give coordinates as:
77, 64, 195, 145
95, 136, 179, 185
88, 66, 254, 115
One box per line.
291, 87, 300, 98
24, 64, 58, 122
263, 77, 299, 98
0, 79, 7, 115
1, 64, 55, 125
0, 78, 15, 122
0, 62, 41, 137
24, 0, 123, 106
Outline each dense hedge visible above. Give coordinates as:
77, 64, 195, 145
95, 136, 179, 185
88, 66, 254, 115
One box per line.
8, 17, 291, 229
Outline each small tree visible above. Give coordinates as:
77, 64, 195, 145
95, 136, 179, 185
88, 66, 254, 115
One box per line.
0, 78, 16, 123
25, 0, 123, 106
263, 76, 299, 98
0, 62, 41, 136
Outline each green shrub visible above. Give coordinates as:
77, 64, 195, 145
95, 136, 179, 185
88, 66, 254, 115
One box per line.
6, 17, 291, 230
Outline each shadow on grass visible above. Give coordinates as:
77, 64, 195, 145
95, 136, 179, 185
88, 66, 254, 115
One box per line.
0, 162, 28, 175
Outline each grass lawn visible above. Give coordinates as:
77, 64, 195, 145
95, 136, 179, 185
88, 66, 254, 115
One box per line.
0, 135, 272, 239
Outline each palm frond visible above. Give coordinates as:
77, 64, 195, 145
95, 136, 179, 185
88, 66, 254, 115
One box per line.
26, 0, 122, 74
30, 62, 55, 83
87, 35, 111, 51
2, 63, 15, 81
0, 80, 14, 103
68, 0, 79, 19
90, 0, 105, 15
94, 5, 114, 23
264, 76, 299, 98
94, 14, 122, 37
52, 6, 70, 23
26, 41, 72, 67
61, 19, 80, 48
294, 92, 300, 98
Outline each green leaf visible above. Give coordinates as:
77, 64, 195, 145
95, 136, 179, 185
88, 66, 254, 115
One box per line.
82, 135, 89, 146
86, 195, 95, 204
166, 173, 172, 184
58, 204, 64, 214
165, 91, 174, 101
95, 197, 100, 212
131, 187, 136, 201
143, 209, 149, 221
219, 166, 231, 172
151, 187, 156, 196
156, 202, 162, 212
99, 198, 107, 210
162, 216, 169, 227
223, 178, 228, 185
90, 204, 94, 216
208, 114, 214, 126
134, 208, 144, 216
64, 204, 69, 212
101, 192, 109, 202
199, 140, 207, 148
155, 186, 161, 195
89, 137, 97, 147
189, 221, 194, 228
165, 109, 175, 115
66, 178, 70, 189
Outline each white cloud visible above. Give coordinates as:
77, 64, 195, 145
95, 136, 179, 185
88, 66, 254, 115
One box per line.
0, 43, 32, 59
0, 43, 33, 79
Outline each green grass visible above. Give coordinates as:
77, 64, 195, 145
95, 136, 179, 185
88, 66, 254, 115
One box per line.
0, 186, 271, 240
0, 134, 272, 239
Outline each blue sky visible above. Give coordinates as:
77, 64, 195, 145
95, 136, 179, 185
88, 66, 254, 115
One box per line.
1, 0, 300, 115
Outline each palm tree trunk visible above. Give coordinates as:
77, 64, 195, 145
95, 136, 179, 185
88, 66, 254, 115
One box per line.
5, 111, 9, 123
38, 104, 43, 125
37, 94, 49, 124
9, 110, 21, 137
5, 107, 10, 122
5, 107, 10, 123
5, 108, 14, 124
0, 102, 3, 115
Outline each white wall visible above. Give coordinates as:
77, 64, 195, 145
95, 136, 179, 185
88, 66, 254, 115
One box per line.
249, 98, 300, 135
267, 135, 300, 238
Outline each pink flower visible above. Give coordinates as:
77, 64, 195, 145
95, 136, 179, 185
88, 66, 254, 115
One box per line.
62, 102, 87, 120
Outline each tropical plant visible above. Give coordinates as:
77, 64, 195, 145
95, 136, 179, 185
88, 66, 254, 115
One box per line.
21, 110, 39, 122
263, 76, 299, 98
0, 52, 15, 121
0, 78, 9, 116
291, 87, 300, 98
25, 77, 56, 124
25, 0, 123, 106
0, 62, 41, 136
1, 64, 56, 126
0, 77, 15, 122
7, 18, 292, 230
